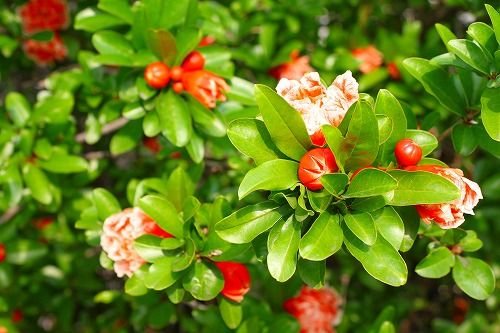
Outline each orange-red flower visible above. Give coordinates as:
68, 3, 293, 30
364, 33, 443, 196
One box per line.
387, 61, 401, 80
269, 50, 314, 80
23, 33, 67, 65
284, 286, 343, 333
11, 309, 23, 323
199, 36, 216, 47
143, 137, 162, 154
33, 216, 54, 230
214, 261, 251, 303
351, 45, 383, 74
277, 71, 358, 145
182, 70, 229, 109
19, 0, 69, 35
0, 244, 6, 263
100, 208, 173, 278
405, 165, 483, 229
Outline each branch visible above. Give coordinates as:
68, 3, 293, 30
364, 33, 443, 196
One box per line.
75, 117, 129, 144
0, 205, 21, 224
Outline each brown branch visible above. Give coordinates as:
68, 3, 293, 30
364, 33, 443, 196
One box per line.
75, 117, 129, 144
0, 205, 21, 224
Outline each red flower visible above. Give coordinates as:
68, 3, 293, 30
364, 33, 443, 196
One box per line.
351, 45, 383, 74
298, 148, 338, 191
269, 50, 314, 80
11, 309, 23, 323
405, 165, 483, 229
387, 61, 401, 80
181, 70, 229, 109
19, 0, 69, 35
284, 286, 343, 333
34, 216, 54, 230
143, 137, 162, 154
199, 36, 216, 47
0, 244, 6, 263
214, 261, 251, 303
23, 33, 67, 65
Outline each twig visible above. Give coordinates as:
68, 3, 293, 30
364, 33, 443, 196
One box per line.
0, 205, 21, 224
75, 117, 129, 144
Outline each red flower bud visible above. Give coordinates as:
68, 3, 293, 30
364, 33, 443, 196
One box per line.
143, 137, 162, 154
199, 36, 215, 47
387, 62, 401, 80
11, 309, 23, 323
34, 216, 54, 230
170, 66, 183, 81
298, 148, 338, 191
144, 62, 170, 89
394, 138, 422, 167
214, 261, 251, 303
182, 51, 205, 72
0, 244, 6, 263
172, 82, 184, 94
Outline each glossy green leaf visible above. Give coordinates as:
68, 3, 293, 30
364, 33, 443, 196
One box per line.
227, 119, 282, 165
215, 202, 285, 244
255, 84, 311, 160
403, 58, 466, 115
405, 129, 438, 156
343, 226, 407, 287
124, 267, 148, 296
183, 261, 224, 301
345, 168, 397, 198
415, 247, 455, 278
39, 154, 88, 174
143, 110, 162, 137
186, 132, 204, 164
188, 96, 226, 138
219, 298, 242, 329
134, 234, 169, 262
467, 22, 497, 57
109, 120, 141, 155
452, 256, 495, 300
92, 30, 134, 55
267, 216, 300, 282
23, 164, 52, 205
5, 240, 48, 265
481, 88, 500, 141
447, 39, 491, 75
147, 29, 177, 64
387, 170, 460, 205
174, 28, 202, 65
320, 173, 349, 195
75, 8, 127, 32
92, 188, 121, 221
299, 212, 343, 261
322, 125, 345, 171
370, 207, 404, 250
452, 124, 478, 155
344, 212, 377, 246
5, 92, 31, 127
238, 160, 298, 199
486, 4, 500, 45
157, 90, 192, 147
139, 195, 184, 238
145, 256, 183, 290
297, 258, 325, 289
98, 0, 133, 24
435, 23, 457, 52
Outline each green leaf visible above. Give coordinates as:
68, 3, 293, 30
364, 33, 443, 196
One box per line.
166, 280, 185, 304
219, 298, 242, 329
481, 88, 500, 141
322, 125, 345, 171
267, 216, 300, 282
186, 132, 204, 164
435, 23, 457, 52
39, 154, 88, 174
226, 78, 257, 105
188, 96, 226, 138
98, 0, 134, 24
5, 92, 30, 127
447, 39, 491, 75
452, 256, 495, 300
134, 234, 168, 262
5, 240, 47, 265
174, 28, 202, 65
344, 212, 377, 246
374, 90, 407, 164
397, 206, 421, 252
157, 90, 192, 147
145, 256, 183, 290
467, 22, 497, 57
299, 212, 343, 261
227, 119, 282, 165
183, 261, 224, 301
109, 120, 141, 155
371, 207, 404, 250
23, 164, 52, 205
405, 129, 438, 156
340, 101, 379, 171
215, 202, 285, 244
255, 84, 311, 160
415, 247, 455, 278
387, 170, 460, 205
139, 195, 183, 238
124, 268, 148, 296
92, 30, 134, 55
238, 160, 298, 199
75, 8, 127, 32
165, 167, 194, 211
403, 58, 466, 115
297, 258, 325, 289
343, 226, 407, 287
344, 169, 397, 198
143, 111, 162, 137
458, 230, 483, 252
147, 29, 177, 64
320, 173, 348, 195
452, 124, 478, 155
486, 4, 500, 45
92, 188, 121, 221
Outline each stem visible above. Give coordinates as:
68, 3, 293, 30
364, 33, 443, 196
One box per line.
0, 205, 21, 224
75, 117, 129, 144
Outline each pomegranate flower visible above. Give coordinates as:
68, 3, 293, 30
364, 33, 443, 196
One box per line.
19, 0, 69, 35
351, 45, 383, 74
100, 208, 172, 278
182, 70, 230, 109
269, 50, 314, 80
214, 261, 251, 302
277, 71, 358, 145
23, 33, 67, 65
284, 286, 343, 333
405, 165, 483, 229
